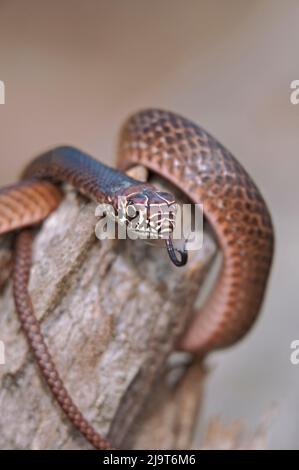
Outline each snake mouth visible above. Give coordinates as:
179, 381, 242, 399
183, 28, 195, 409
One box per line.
127, 207, 176, 238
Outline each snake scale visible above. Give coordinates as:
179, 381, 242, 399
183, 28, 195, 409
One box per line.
0, 109, 274, 449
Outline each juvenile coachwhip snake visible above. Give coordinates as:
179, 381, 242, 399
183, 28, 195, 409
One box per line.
0, 109, 274, 449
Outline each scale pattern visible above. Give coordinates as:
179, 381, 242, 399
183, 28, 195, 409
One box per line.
118, 109, 274, 353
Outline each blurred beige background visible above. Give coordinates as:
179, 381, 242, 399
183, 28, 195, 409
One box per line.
0, 0, 298, 449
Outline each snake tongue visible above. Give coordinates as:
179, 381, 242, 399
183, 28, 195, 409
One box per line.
165, 237, 188, 267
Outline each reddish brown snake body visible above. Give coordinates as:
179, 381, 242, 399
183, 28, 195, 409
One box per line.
0, 109, 274, 449
119, 110, 274, 353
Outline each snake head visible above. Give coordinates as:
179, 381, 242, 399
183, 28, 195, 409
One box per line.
117, 184, 177, 238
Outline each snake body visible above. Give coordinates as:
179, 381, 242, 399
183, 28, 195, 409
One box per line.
0, 109, 274, 449
119, 109, 274, 354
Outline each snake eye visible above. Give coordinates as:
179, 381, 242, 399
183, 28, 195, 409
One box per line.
126, 200, 136, 218
127, 206, 135, 217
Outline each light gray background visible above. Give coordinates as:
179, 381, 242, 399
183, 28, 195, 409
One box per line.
0, 0, 298, 449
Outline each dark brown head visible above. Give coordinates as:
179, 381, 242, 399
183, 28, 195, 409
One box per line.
115, 184, 177, 238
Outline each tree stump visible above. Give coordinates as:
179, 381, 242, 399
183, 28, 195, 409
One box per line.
0, 168, 217, 450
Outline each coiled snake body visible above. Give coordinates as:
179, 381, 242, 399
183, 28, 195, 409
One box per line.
0, 109, 274, 449
119, 110, 274, 353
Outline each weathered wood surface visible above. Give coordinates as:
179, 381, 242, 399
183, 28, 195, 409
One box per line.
0, 168, 217, 449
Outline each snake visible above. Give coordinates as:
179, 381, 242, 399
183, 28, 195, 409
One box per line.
0, 109, 274, 449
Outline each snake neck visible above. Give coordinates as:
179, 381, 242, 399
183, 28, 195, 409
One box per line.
21, 146, 142, 204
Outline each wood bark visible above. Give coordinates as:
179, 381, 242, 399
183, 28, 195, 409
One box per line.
0, 168, 218, 449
